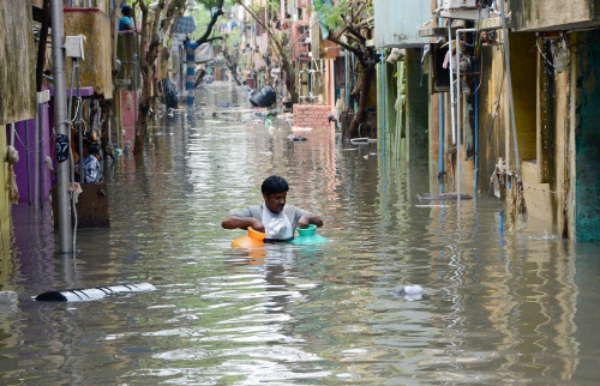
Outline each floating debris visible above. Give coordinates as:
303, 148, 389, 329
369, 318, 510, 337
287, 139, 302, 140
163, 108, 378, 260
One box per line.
287, 134, 307, 142
390, 285, 424, 301
416, 193, 473, 201
35, 283, 157, 302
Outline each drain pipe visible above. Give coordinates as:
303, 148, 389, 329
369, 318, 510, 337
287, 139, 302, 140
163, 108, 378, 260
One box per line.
437, 2, 444, 185
50, 0, 73, 253
447, 26, 457, 149
455, 28, 476, 210
381, 48, 386, 158
438, 93, 444, 181
345, 50, 349, 109
474, 49, 480, 196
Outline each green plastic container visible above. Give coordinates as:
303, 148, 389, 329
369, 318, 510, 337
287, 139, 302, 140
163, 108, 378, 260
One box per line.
289, 224, 328, 246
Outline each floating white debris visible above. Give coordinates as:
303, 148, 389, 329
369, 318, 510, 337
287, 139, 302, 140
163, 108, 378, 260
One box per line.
390, 285, 424, 301
0, 291, 18, 304
35, 283, 157, 302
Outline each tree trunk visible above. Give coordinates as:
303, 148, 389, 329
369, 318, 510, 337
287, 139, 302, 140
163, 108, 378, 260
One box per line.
347, 61, 374, 139
224, 52, 242, 86
134, 69, 153, 154
281, 57, 298, 104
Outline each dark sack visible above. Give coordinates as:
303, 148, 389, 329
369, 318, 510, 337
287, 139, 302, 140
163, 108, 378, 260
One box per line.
163, 77, 179, 109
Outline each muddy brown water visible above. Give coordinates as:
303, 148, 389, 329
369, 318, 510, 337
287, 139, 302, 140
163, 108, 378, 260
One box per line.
1, 82, 600, 384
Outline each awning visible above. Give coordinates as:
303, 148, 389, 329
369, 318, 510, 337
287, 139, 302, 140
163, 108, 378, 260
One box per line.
175, 16, 196, 34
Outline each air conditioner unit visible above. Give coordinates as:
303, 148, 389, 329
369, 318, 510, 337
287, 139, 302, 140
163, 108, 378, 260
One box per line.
442, 0, 477, 9
435, 0, 489, 20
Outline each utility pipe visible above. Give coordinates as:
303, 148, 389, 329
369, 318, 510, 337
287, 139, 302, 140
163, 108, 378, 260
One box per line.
76, 60, 85, 183
134, 53, 139, 136
447, 26, 457, 148
438, 7, 445, 183
381, 49, 386, 159
39, 104, 45, 207
10, 123, 15, 148
499, 0, 522, 182
455, 28, 476, 211
50, 0, 73, 253
345, 50, 349, 110
439, 95, 444, 179
474, 49, 480, 196
25, 120, 32, 205
447, 24, 458, 206
34, 101, 40, 207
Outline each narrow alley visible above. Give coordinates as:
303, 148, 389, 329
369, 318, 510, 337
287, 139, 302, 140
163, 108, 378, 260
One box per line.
2, 83, 599, 384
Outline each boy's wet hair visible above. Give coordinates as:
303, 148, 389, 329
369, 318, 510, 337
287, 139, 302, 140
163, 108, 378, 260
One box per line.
262, 176, 289, 197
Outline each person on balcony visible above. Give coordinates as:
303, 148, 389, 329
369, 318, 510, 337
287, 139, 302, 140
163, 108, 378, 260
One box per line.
118, 6, 135, 31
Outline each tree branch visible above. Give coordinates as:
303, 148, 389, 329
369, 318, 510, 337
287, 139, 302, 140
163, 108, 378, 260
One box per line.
196, 0, 225, 45
326, 29, 361, 57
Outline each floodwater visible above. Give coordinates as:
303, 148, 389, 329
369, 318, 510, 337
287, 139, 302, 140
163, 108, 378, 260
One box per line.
2, 82, 600, 385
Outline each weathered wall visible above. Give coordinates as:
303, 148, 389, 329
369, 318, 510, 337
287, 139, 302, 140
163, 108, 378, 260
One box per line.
512, 0, 600, 32
574, 30, 600, 241
377, 59, 397, 155
0, 0, 36, 125
293, 104, 333, 129
405, 48, 429, 163
0, 126, 10, 237
511, 33, 538, 163
477, 43, 508, 196
117, 32, 139, 90
374, 0, 431, 48
64, 8, 114, 98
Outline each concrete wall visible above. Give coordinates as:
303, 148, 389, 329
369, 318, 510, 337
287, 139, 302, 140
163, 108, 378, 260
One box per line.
512, 0, 600, 32
574, 30, 600, 241
64, 8, 114, 98
477, 41, 508, 196
374, 0, 431, 48
117, 32, 139, 90
0, 0, 36, 126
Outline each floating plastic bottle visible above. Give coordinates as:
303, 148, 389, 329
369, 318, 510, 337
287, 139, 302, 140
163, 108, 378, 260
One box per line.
289, 224, 328, 246
231, 227, 266, 248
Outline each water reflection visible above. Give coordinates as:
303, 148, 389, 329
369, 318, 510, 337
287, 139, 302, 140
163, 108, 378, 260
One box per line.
0, 82, 598, 384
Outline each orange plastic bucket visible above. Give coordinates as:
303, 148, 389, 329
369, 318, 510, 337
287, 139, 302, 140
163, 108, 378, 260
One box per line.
231, 227, 267, 248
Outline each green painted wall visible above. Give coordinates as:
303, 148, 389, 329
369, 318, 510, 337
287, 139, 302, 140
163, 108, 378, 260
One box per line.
575, 30, 600, 242
405, 48, 429, 163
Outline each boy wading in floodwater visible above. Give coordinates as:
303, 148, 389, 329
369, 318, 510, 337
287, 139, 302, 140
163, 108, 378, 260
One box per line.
222, 175, 323, 242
